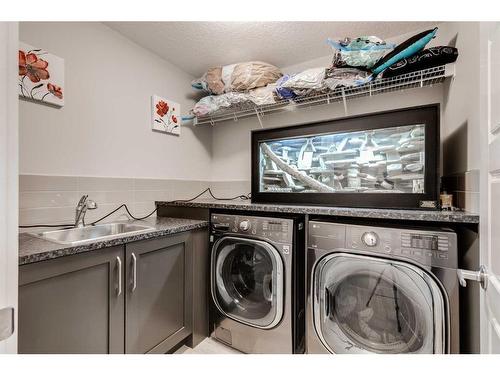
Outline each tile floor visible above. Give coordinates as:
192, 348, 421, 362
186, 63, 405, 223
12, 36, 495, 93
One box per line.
175, 338, 242, 354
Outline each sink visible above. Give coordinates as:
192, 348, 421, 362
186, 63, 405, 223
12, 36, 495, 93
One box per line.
31, 222, 155, 245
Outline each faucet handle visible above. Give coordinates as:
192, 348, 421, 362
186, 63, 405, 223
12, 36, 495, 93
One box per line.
86, 199, 98, 210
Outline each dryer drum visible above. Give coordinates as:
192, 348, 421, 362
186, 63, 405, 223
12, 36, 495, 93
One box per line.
220, 244, 274, 320
313, 253, 445, 354
326, 272, 425, 353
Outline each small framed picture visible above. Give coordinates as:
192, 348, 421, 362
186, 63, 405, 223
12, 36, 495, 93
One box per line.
152, 95, 180, 135
18, 42, 65, 107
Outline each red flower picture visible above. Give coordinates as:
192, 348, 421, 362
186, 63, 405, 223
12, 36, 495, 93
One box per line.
152, 95, 181, 135
18, 42, 65, 107
156, 100, 169, 117
47, 83, 63, 99
19, 50, 50, 83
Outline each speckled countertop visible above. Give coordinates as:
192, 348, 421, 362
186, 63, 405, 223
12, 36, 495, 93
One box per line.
156, 199, 479, 224
19, 217, 208, 266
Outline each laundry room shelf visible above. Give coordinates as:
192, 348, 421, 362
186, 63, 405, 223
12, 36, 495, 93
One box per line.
193, 64, 455, 126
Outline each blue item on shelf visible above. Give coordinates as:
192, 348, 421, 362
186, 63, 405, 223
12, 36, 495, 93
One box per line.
274, 75, 297, 100
191, 81, 207, 91
327, 36, 395, 69
371, 28, 438, 75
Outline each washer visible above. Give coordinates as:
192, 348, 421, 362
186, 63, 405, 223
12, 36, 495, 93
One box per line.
210, 213, 305, 354
306, 221, 459, 354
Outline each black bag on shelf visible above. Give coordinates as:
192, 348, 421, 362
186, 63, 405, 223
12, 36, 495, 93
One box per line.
381, 46, 458, 78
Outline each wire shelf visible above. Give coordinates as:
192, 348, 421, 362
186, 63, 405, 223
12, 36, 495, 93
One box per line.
193, 64, 455, 126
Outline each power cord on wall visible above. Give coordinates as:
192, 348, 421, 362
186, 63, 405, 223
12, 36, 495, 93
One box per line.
19, 187, 251, 229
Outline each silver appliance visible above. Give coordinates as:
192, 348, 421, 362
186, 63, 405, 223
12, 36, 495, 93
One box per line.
210, 213, 304, 354
306, 221, 459, 354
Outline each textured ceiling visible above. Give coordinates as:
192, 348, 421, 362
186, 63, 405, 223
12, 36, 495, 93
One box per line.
105, 22, 436, 77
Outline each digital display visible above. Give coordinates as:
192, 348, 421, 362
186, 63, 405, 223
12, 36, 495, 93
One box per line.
410, 234, 438, 250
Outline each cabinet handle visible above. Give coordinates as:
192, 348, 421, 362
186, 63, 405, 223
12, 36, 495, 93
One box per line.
131, 253, 137, 292
116, 256, 122, 296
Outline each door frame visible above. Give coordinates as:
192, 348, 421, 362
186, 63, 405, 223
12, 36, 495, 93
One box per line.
0, 21, 18, 354
479, 21, 500, 353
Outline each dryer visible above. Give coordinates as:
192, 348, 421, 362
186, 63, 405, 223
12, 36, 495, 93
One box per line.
210, 213, 305, 354
306, 221, 459, 354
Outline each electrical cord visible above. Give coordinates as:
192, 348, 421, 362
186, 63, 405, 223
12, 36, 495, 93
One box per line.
19, 187, 251, 228
18, 223, 75, 229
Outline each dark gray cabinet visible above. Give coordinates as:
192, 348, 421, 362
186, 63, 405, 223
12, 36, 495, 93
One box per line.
19, 246, 125, 354
125, 233, 193, 354
18, 229, 205, 354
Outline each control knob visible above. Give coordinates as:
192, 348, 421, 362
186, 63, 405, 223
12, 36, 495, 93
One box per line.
362, 231, 379, 247
239, 220, 251, 232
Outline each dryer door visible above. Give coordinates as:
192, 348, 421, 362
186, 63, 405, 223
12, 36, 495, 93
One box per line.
313, 253, 446, 354
212, 236, 284, 329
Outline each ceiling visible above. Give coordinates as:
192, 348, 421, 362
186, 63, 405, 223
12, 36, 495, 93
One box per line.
105, 22, 436, 77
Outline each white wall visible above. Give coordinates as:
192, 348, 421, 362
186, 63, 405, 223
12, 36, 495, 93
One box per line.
19, 22, 212, 180
436, 22, 481, 175
19, 22, 481, 187
211, 22, 481, 182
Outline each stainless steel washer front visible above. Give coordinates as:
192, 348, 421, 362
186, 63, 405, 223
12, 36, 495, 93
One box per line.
211, 236, 284, 329
306, 221, 459, 354
209, 213, 301, 354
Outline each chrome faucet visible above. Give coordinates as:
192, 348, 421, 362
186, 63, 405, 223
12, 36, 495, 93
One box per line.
74, 195, 98, 228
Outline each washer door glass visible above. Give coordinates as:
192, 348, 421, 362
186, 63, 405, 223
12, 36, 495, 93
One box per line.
314, 253, 445, 354
212, 237, 284, 329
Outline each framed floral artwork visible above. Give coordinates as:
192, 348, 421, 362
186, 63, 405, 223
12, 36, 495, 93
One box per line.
152, 95, 180, 135
18, 42, 64, 107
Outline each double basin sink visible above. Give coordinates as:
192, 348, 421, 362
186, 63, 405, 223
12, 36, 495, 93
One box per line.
31, 222, 155, 246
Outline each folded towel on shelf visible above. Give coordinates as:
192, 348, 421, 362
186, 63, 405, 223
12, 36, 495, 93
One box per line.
191, 61, 282, 94
324, 67, 370, 91
192, 84, 277, 117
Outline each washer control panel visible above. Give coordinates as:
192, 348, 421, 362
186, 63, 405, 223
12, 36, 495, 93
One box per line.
308, 221, 457, 269
211, 213, 294, 244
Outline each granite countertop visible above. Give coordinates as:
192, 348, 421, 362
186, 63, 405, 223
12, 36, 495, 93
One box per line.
156, 199, 480, 224
19, 217, 208, 266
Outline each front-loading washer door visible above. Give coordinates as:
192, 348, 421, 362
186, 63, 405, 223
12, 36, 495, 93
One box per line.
313, 253, 446, 354
212, 236, 284, 329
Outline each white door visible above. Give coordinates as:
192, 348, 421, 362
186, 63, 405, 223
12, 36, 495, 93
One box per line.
478, 21, 500, 353
0, 21, 19, 353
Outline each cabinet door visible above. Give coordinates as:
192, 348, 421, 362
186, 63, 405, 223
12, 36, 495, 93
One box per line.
18, 246, 125, 354
125, 233, 193, 354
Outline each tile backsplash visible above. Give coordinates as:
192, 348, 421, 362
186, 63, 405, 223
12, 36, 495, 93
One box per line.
20, 171, 479, 227
19, 175, 251, 227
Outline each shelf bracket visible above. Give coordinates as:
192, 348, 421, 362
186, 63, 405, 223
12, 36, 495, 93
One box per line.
255, 108, 264, 128
341, 88, 348, 115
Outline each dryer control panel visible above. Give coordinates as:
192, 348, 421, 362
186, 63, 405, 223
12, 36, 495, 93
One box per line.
211, 213, 294, 244
308, 221, 457, 269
